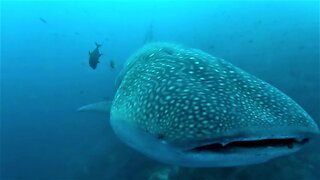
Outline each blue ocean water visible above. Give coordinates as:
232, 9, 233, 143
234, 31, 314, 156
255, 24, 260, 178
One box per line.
1, 0, 319, 179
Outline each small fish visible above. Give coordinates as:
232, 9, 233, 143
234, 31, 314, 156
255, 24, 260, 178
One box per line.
88, 42, 102, 70
39, 17, 47, 24
110, 59, 116, 69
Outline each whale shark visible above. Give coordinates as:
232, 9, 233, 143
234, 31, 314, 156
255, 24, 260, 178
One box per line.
78, 43, 319, 167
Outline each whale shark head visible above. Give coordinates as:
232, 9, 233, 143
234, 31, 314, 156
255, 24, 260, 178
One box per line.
109, 43, 319, 167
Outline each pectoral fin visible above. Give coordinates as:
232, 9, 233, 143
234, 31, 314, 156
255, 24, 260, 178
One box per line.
77, 101, 112, 113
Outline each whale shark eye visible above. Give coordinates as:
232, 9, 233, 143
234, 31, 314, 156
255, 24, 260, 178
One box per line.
156, 134, 165, 140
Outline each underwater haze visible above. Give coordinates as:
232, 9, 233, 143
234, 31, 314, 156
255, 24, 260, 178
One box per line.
1, 0, 319, 179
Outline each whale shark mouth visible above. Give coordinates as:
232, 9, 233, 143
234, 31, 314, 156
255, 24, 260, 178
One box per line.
189, 137, 310, 153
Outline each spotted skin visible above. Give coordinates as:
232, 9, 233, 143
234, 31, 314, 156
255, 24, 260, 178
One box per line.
111, 43, 319, 149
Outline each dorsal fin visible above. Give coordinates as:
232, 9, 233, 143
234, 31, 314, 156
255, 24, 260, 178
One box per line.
95, 42, 102, 48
